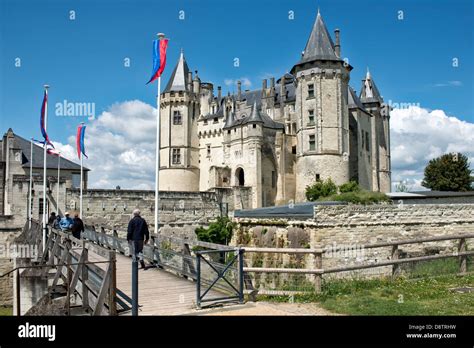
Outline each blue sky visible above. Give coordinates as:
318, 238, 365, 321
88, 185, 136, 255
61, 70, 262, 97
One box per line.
0, 0, 473, 190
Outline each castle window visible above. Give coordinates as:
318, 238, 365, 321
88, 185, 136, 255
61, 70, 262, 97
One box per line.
207, 145, 211, 157
227, 130, 231, 134
308, 84, 315, 98
315, 174, 320, 181
309, 134, 316, 151
172, 148, 181, 164
173, 111, 182, 125
361, 130, 365, 150
213, 117, 218, 123
271, 171, 276, 188
204, 119, 208, 125
365, 131, 370, 151
308, 109, 315, 124
292, 145, 296, 154
252, 124, 257, 129
72, 173, 81, 189
39, 198, 48, 216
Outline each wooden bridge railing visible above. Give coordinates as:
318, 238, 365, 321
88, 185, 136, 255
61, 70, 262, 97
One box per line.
41, 227, 118, 315
82, 225, 244, 307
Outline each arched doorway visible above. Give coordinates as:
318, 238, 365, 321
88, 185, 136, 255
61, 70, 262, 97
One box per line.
236, 167, 245, 186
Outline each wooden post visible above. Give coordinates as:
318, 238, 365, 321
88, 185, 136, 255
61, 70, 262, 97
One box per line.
81, 248, 89, 311
391, 245, 400, 277
15, 268, 21, 316
108, 251, 117, 315
314, 251, 322, 293
459, 238, 467, 274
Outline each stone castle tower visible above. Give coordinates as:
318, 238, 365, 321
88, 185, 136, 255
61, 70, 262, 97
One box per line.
158, 10, 391, 208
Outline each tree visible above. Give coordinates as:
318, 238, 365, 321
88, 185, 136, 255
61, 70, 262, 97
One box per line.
395, 180, 410, 192
422, 153, 472, 191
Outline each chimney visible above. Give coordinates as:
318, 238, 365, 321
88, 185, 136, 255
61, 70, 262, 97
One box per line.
217, 86, 222, 99
280, 75, 286, 102
270, 77, 275, 89
187, 71, 193, 92
193, 70, 200, 94
262, 79, 267, 90
237, 80, 242, 100
334, 29, 341, 57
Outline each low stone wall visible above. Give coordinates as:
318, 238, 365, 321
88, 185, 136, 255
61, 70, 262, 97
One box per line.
0, 215, 24, 306
232, 204, 474, 280
66, 189, 230, 234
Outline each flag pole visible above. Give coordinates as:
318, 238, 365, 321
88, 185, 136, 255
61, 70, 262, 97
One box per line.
42, 85, 49, 252
80, 123, 84, 219
57, 152, 61, 215
155, 32, 165, 235
28, 138, 33, 229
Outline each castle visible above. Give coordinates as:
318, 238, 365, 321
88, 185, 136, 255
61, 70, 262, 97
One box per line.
159, 10, 391, 209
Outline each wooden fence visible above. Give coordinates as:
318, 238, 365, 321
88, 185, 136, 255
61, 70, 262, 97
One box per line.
242, 233, 474, 295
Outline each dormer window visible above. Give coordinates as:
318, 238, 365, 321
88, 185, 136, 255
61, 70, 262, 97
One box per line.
213, 117, 218, 123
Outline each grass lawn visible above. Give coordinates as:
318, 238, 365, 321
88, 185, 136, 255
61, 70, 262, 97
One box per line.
261, 272, 474, 315
0, 306, 13, 316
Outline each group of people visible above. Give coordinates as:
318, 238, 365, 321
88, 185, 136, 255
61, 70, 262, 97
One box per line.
48, 211, 84, 239
47, 208, 150, 270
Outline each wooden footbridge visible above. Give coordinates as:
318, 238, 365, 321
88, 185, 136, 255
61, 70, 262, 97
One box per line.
15, 221, 245, 315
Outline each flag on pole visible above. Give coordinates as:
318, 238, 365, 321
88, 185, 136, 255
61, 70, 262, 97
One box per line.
146, 38, 169, 84
76, 124, 88, 159
40, 91, 54, 147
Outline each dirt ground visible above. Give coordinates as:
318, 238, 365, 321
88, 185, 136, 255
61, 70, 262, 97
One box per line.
194, 301, 341, 316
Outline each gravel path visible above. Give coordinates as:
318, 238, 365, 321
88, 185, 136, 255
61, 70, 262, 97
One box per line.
195, 301, 341, 316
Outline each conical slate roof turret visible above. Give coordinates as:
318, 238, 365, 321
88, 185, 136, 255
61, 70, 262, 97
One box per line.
163, 50, 191, 93
298, 11, 339, 64
360, 68, 383, 104
248, 101, 265, 123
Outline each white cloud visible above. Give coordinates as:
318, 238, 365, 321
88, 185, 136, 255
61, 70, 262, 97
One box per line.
433, 81, 463, 87
224, 77, 252, 88
54, 100, 157, 189
390, 106, 474, 191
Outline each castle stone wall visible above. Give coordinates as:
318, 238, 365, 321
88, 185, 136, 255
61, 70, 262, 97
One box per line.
232, 204, 474, 278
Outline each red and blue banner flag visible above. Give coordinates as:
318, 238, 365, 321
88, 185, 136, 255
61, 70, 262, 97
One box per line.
76, 124, 88, 159
146, 38, 169, 84
40, 90, 54, 147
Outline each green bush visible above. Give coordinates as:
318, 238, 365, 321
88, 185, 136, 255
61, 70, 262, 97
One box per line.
321, 190, 390, 204
195, 217, 235, 245
305, 178, 337, 201
339, 181, 360, 193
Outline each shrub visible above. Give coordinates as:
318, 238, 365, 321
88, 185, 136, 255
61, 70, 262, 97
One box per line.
339, 181, 360, 193
305, 178, 337, 201
326, 190, 390, 204
195, 217, 235, 245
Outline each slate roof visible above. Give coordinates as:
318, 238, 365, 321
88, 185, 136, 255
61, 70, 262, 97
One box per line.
163, 51, 190, 93
360, 70, 383, 103
224, 102, 285, 130
348, 86, 366, 110
296, 12, 341, 65
11, 133, 87, 171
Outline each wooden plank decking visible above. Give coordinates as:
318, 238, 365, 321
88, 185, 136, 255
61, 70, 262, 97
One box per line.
89, 252, 222, 315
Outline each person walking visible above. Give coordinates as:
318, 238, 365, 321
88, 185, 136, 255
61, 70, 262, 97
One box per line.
71, 213, 84, 239
127, 209, 149, 269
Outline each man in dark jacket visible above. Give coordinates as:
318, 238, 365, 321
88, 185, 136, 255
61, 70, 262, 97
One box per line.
71, 213, 85, 239
127, 209, 149, 269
